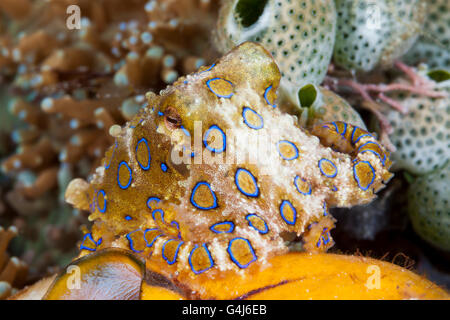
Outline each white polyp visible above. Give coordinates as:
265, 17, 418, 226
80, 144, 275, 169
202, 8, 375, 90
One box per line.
164, 70, 178, 83
127, 52, 139, 60
12, 48, 21, 62
163, 55, 176, 68
69, 119, 79, 129
114, 71, 129, 86
145, 1, 156, 12
129, 36, 138, 45
146, 46, 164, 58
226, 0, 274, 44
140, 32, 153, 44
59, 150, 67, 162
109, 125, 122, 137
41, 97, 54, 111
13, 159, 22, 169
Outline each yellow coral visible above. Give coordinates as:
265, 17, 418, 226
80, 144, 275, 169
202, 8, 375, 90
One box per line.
12, 250, 448, 300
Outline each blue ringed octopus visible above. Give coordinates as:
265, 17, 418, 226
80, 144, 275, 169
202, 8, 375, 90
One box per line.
66, 42, 393, 277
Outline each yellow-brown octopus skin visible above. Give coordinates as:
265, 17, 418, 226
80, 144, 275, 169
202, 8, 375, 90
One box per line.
66, 42, 393, 278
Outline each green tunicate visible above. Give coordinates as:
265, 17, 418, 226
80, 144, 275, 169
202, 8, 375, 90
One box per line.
408, 161, 450, 251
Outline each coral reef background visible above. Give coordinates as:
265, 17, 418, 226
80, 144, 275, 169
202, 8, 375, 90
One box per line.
0, 0, 219, 294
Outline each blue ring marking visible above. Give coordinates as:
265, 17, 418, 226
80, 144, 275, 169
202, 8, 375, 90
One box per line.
341, 122, 348, 136
227, 237, 257, 269
242, 107, 264, 130
235, 168, 259, 197
136, 138, 151, 170
318, 159, 338, 178
79, 233, 99, 251
353, 160, 376, 191
129, 118, 144, 129
190, 181, 218, 210
117, 161, 132, 189
279, 200, 297, 225
322, 228, 331, 245
264, 85, 276, 108
316, 238, 322, 248
160, 162, 168, 172
96, 189, 107, 213
89, 192, 96, 213
332, 185, 338, 192
180, 125, 190, 137
157, 111, 164, 116
146, 197, 160, 211
89, 197, 95, 213
246, 214, 268, 234
323, 201, 328, 216
331, 121, 339, 133
126, 229, 144, 253
276, 140, 299, 161
203, 125, 226, 153
170, 221, 182, 240
162, 239, 184, 265
357, 142, 385, 166
105, 140, 118, 169
180, 126, 195, 157
206, 77, 234, 99
144, 228, 162, 247
333, 121, 347, 136
351, 126, 372, 145
294, 176, 312, 195
188, 244, 214, 274
125, 215, 132, 221
357, 141, 382, 152
210, 221, 235, 234
152, 208, 165, 222
331, 121, 348, 136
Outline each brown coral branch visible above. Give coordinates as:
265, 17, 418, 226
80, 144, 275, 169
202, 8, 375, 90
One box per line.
0, 0, 31, 19
1, 137, 55, 172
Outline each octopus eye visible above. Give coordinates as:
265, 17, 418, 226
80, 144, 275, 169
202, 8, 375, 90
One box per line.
164, 107, 182, 129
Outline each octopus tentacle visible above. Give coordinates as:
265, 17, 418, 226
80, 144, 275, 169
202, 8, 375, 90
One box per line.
311, 121, 393, 207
